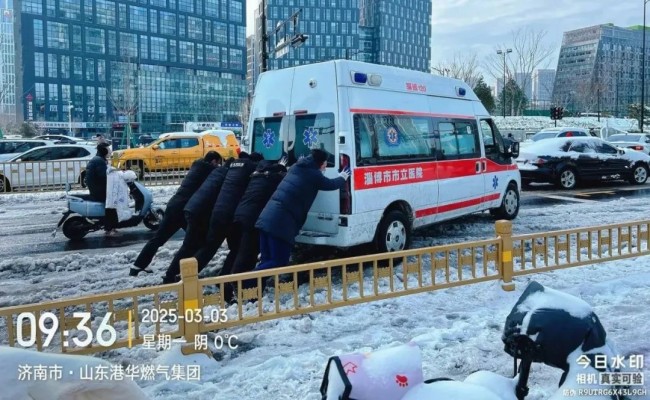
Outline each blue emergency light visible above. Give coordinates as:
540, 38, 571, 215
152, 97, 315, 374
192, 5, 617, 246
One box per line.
456, 87, 467, 97
352, 72, 368, 84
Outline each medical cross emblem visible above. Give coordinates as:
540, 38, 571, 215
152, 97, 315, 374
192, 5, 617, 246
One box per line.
386, 127, 399, 146
492, 175, 499, 190
303, 127, 319, 148
262, 129, 275, 149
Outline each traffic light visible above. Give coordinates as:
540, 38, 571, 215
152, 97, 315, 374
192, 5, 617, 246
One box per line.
557, 107, 564, 120
550, 106, 558, 120
550, 106, 564, 121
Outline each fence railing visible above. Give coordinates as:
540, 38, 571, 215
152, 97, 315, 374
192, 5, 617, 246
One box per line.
0, 157, 199, 193
1, 219, 648, 356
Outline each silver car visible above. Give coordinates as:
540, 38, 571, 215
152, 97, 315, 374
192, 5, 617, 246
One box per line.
607, 134, 650, 155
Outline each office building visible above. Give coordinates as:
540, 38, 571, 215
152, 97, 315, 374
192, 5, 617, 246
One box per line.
532, 69, 555, 103
514, 72, 532, 100
552, 24, 650, 116
246, 35, 258, 95
253, 0, 431, 84
15, 0, 247, 138
0, 0, 15, 126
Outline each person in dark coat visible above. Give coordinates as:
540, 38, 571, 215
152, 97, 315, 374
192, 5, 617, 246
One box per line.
162, 156, 235, 284
192, 152, 264, 273
219, 158, 288, 302
130, 151, 223, 276
253, 149, 350, 273
85, 143, 111, 202
85, 143, 119, 234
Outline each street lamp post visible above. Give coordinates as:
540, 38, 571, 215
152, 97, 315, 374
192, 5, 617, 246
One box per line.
259, 0, 307, 73
641, 0, 649, 131
496, 48, 512, 118
68, 101, 73, 136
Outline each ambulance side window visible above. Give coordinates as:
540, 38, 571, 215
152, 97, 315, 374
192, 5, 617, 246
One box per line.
435, 119, 480, 160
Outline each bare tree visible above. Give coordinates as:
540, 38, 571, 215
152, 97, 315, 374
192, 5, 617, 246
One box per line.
432, 52, 482, 88
105, 54, 140, 148
485, 27, 556, 113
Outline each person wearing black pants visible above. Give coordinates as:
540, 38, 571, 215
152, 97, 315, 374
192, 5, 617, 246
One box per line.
130, 152, 222, 276
85, 143, 120, 235
219, 159, 288, 302
162, 157, 234, 284
192, 152, 264, 273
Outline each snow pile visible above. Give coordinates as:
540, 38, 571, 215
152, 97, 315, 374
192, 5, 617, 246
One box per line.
493, 116, 638, 132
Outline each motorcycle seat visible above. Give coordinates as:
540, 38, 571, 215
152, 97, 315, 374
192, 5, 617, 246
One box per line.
69, 194, 103, 202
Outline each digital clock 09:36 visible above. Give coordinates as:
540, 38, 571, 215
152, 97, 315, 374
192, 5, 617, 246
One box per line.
16, 312, 117, 349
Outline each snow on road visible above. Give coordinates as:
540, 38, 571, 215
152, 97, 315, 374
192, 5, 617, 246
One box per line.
0, 190, 649, 399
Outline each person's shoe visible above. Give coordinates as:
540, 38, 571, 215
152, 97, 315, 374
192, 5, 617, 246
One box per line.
129, 266, 153, 277
161, 275, 180, 285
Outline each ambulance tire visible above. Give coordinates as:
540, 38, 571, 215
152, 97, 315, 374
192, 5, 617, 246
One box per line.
490, 183, 519, 220
375, 210, 412, 253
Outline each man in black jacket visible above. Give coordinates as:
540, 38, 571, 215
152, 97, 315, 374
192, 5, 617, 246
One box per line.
254, 149, 350, 273
220, 158, 287, 301
130, 151, 223, 276
192, 152, 264, 273
162, 155, 236, 284
85, 143, 120, 234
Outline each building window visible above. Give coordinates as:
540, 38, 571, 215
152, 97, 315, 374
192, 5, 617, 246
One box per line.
73, 57, 83, 80
23, 0, 43, 14
205, 45, 218, 66
62, 85, 70, 103
140, 35, 149, 58
86, 59, 95, 80
237, 26, 245, 47
150, 37, 167, 61
85, 28, 106, 54
149, 9, 158, 33
129, 6, 148, 31
150, 0, 166, 6
60, 55, 70, 79
48, 53, 58, 78
229, 0, 242, 22
160, 11, 176, 35
196, 43, 204, 65
214, 22, 227, 44
205, 20, 212, 41
178, 0, 193, 12
178, 15, 186, 37
47, 21, 69, 50
33, 20, 44, 47
108, 30, 117, 55
229, 25, 235, 46
35, 53, 45, 77
119, 33, 138, 57
229, 48, 242, 70
45, 0, 55, 16
179, 41, 194, 64
96, 0, 116, 26
169, 39, 177, 62
118, 3, 127, 28
97, 60, 106, 81
205, 0, 218, 17
220, 46, 228, 69
188, 16, 202, 40
58, 0, 81, 19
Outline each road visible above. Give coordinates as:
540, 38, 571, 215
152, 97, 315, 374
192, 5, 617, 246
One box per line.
0, 182, 648, 258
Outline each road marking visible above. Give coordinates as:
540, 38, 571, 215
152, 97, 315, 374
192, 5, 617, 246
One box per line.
533, 194, 598, 203
575, 191, 614, 197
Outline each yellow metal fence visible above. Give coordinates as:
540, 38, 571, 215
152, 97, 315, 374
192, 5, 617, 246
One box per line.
0, 219, 648, 356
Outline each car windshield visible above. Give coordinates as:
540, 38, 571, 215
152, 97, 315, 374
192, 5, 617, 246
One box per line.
608, 135, 642, 142
532, 132, 559, 141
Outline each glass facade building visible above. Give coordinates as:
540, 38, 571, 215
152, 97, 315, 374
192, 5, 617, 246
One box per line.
254, 0, 430, 80
0, 0, 16, 124
553, 24, 650, 117
16, 0, 247, 137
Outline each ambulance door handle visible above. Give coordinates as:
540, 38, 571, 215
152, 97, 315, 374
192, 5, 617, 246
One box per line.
475, 161, 482, 174
483, 161, 487, 172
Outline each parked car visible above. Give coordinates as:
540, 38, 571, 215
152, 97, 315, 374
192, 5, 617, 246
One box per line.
33, 135, 94, 145
515, 137, 650, 189
111, 130, 240, 178
0, 139, 57, 162
606, 134, 650, 155
0, 144, 95, 192
530, 127, 590, 142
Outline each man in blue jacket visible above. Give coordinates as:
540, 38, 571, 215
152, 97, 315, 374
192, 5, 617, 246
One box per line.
253, 149, 350, 274
130, 151, 223, 276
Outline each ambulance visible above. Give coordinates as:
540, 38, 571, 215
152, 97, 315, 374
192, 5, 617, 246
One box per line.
243, 60, 520, 252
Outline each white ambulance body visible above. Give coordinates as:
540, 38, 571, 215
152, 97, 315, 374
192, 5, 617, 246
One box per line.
244, 60, 520, 252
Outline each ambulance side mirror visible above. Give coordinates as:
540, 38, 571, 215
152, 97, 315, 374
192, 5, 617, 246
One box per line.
507, 141, 520, 158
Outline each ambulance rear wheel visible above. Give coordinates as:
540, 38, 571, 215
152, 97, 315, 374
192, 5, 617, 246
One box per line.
375, 210, 411, 253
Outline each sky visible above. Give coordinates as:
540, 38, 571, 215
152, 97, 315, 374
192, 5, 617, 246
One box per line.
246, 0, 643, 86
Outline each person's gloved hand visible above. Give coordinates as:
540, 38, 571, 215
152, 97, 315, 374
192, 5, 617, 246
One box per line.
339, 168, 351, 181
278, 156, 288, 166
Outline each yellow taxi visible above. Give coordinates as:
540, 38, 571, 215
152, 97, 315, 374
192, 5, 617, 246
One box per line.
111, 130, 240, 177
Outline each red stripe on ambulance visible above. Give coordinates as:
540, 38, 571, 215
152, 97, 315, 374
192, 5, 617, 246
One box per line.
414, 193, 501, 218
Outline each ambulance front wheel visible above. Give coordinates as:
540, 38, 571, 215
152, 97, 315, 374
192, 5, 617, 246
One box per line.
490, 183, 519, 220
375, 210, 412, 253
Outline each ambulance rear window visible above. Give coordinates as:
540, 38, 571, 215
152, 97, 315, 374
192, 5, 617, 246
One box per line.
252, 117, 284, 160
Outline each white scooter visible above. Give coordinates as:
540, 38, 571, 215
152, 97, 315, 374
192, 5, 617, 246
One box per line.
53, 177, 164, 240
